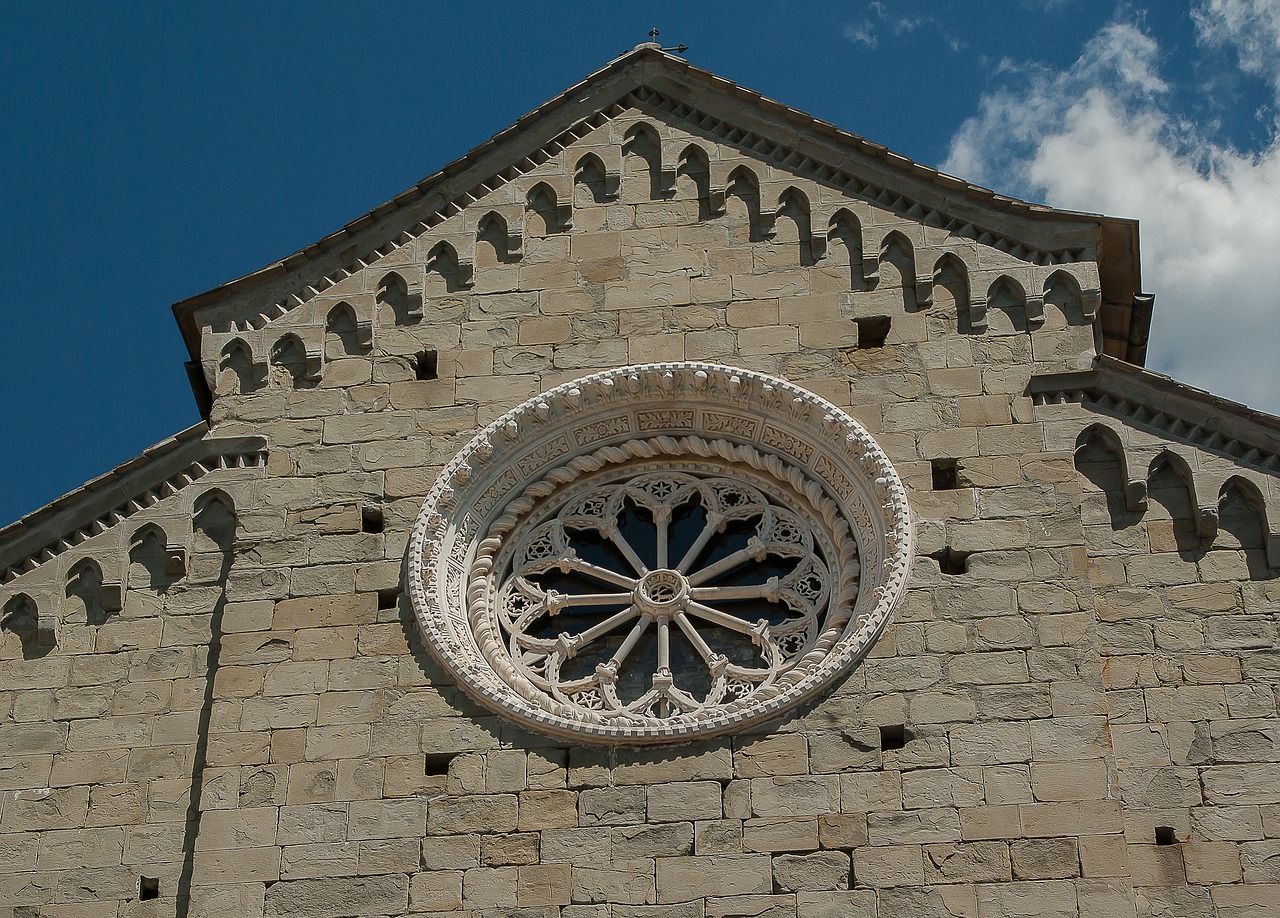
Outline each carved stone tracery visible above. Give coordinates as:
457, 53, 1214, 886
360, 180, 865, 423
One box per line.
409, 362, 913, 744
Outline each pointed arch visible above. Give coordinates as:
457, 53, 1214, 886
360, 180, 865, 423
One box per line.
622, 122, 666, 201
827, 209, 867, 290
130, 522, 177, 591
1075, 424, 1147, 527
526, 182, 568, 235
270, 333, 317, 389
377, 270, 421, 325
218, 338, 260, 395
325, 302, 362, 358
725, 165, 767, 242
878, 231, 918, 312
426, 239, 472, 292
1146, 451, 1214, 551
932, 253, 971, 328
1, 592, 52, 659
1044, 269, 1085, 328
574, 153, 615, 205
476, 211, 521, 265
1217, 476, 1279, 574
676, 144, 716, 220
775, 188, 819, 265
194, 489, 237, 554
66, 557, 116, 625
986, 275, 1028, 334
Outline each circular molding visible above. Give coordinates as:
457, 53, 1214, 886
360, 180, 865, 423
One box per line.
408, 362, 914, 744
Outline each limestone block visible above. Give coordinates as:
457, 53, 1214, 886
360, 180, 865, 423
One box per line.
613, 822, 694, 858
1020, 800, 1123, 838
463, 865, 519, 908
196, 807, 278, 850
482, 832, 540, 867
959, 804, 1021, 841
868, 808, 962, 845
654, 854, 772, 902
1010, 837, 1080, 880
428, 794, 516, 835
1126, 843, 1185, 886
734, 734, 809, 778
614, 746, 733, 784
875, 886, 978, 918
976, 880, 1078, 918
573, 858, 656, 904
742, 817, 818, 853
1202, 764, 1280, 805
578, 786, 646, 826
701, 894, 793, 918
921, 840, 1011, 885
540, 827, 611, 864
772, 850, 849, 891
751, 776, 839, 817
648, 781, 722, 822
851, 844, 924, 886
261, 874, 407, 917
695, 819, 743, 855
409, 869, 463, 911
902, 767, 984, 809
1183, 839, 1243, 884
517, 789, 578, 830
3, 785, 88, 830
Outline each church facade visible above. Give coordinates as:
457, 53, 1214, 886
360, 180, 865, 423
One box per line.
2, 47, 1278, 917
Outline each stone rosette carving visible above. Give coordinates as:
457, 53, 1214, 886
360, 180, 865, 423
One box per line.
408, 363, 913, 744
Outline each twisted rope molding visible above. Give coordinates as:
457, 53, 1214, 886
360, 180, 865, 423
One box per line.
407, 362, 914, 744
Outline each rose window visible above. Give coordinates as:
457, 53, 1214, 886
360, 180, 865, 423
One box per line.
496, 471, 840, 721
409, 363, 913, 744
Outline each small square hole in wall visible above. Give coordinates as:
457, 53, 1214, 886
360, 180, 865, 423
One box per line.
1155, 826, 1177, 846
931, 546, 971, 575
139, 876, 160, 900
855, 316, 891, 349
880, 724, 907, 750
424, 753, 455, 776
361, 506, 384, 534
931, 458, 959, 490
377, 588, 401, 611
416, 350, 439, 381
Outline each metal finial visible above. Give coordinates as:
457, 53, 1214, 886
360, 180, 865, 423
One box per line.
649, 27, 660, 40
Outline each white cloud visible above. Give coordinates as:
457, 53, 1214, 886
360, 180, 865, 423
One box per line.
945, 9, 1280, 414
1194, 0, 1280, 92
842, 3, 964, 55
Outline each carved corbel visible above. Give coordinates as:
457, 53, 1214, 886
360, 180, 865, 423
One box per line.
36, 611, 57, 648
302, 345, 323, 383
808, 234, 828, 262
1026, 293, 1046, 327
914, 275, 934, 307
101, 580, 123, 614
659, 166, 678, 198
1123, 480, 1148, 514
969, 297, 988, 331
555, 202, 574, 232
165, 544, 188, 577
860, 253, 881, 285
506, 228, 524, 261
1081, 287, 1101, 320
706, 186, 726, 218
1194, 507, 1219, 541
456, 259, 475, 290
404, 286, 424, 322
354, 316, 374, 349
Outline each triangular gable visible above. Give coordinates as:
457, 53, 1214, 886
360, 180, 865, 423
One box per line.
172, 47, 1143, 385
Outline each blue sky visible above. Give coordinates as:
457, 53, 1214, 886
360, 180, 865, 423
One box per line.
3, 1, 1278, 525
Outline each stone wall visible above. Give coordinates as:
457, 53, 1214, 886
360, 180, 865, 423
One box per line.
1, 92, 1278, 918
